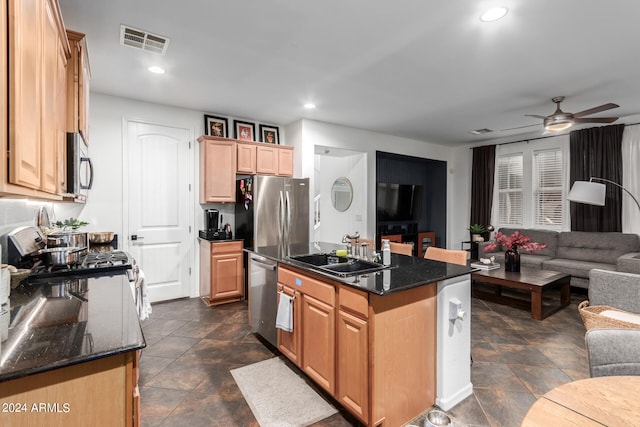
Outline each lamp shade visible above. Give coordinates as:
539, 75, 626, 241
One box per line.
567, 181, 606, 206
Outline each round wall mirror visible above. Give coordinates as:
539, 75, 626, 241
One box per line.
331, 177, 353, 212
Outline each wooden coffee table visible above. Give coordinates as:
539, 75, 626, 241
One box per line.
521, 376, 640, 426
471, 267, 570, 320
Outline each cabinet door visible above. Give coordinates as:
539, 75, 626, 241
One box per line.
8, 0, 42, 189
40, 0, 59, 193
56, 39, 68, 193
200, 140, 236, 203
277, 285, 301, 366
237, 143, 256, 174
256, 145, 277, 175
277, 148, 293, 176
337, 310, 369, 424
302, 294, 335, 394
78, 38, 90, 143
210, 252, 243, 300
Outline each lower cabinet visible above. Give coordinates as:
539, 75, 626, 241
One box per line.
302, 294, 335, 394
277, 284, 301, 365
199, 240, 244, 305
0, 351, 140, 427
277, 265, 436, 427
337, 309, 369, 423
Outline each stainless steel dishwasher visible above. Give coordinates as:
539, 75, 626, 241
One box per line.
248, 254, 278, 346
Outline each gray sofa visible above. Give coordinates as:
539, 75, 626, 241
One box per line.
477, 227, 640, 288
584, 269, 640, 377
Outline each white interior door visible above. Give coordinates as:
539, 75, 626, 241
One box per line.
127, 121, 192, 302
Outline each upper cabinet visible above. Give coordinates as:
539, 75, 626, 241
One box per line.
2, 0, 70, 199
198, 136, 237, 203
199, 135, 294, 204
66, 30, 90, 143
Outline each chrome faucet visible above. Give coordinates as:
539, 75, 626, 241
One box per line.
342, 232, 361, 257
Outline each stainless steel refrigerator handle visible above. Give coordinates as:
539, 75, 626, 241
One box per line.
279, 190, 285, 245
250, 258, 277, 270
285, 190, 292, 244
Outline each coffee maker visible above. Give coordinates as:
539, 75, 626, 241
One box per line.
199, 209, 232, 240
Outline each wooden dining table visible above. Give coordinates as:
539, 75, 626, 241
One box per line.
521, 376, 640, 426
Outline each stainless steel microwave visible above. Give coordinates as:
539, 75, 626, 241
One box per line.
66, 132, 93, 201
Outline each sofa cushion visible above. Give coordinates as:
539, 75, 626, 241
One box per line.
498, 228, 559, 257
617, 253, 640, 274
556, 232, 640, 264
543, 258, 616, 279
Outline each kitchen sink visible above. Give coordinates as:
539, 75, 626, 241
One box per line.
288, 253, 388, 277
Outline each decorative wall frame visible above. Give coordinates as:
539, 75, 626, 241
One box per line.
204, 115, 228, 137
259, 124, 280, 144
234, 120, 255, 141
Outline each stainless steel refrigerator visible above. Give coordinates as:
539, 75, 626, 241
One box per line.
236, 175, 309, 346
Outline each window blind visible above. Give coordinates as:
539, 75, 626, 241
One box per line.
533, 148, 563, 226
497, 154, 523, 225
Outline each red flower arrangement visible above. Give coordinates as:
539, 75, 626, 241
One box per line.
483, 231, 547, 253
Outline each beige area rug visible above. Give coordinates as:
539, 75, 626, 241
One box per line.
231, 357, 338, 426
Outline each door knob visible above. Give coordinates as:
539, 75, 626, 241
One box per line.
131, 235, 144, 240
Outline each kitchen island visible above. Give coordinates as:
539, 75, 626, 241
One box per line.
248, 242, 473, 426
0, 272, 145, 427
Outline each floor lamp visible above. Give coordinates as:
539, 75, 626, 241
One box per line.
567, 177, 640, 212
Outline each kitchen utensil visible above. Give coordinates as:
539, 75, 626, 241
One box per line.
88, 231, 115, 244
36, 247, 86, 266
46, 231, 88, 248
37, 207, 51, 229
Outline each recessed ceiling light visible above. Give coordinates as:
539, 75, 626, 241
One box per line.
303, 103, 316, 109
147, 66, 165, 74
480, 7, 508, 22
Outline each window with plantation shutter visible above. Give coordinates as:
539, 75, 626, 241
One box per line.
497, 154, 523, 225
533, 148, 563, 227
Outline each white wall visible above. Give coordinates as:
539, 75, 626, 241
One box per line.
314, 151, 368, 244
286, 119, 471, 249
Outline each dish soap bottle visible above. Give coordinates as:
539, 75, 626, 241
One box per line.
382, 239, 391, 266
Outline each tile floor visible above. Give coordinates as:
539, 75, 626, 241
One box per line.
139, 289, 590, 427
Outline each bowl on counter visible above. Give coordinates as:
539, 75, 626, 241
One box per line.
88, 232, 115, 245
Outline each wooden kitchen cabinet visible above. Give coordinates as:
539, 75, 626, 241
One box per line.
199, 239, 244, 305
277, 264, 437, 427
256, 144, 278, 175
0, 351, 139, 427
237, 142, 256, 174
278, 266, 336, 394
3, 0, 69, 199
277, 284, 301, 365
337, 286, 369, 424
278, 146, 294, 176
198, 136, 237, 203
66, 30, 91, 143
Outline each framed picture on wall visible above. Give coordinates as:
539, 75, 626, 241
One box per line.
234, 120, 255, 141
204, 115, 228, 137
259, 124, 280, 144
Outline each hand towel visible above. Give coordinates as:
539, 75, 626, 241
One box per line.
276, 292, 293, 332
136, 269, 152, 321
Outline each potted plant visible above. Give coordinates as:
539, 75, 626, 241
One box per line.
468, 224, 487, 242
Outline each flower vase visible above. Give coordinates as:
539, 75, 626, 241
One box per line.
504, 247, 520, 272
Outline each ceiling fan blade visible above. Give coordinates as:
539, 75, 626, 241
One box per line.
573, 117, 619, 124
524, 114, 547, 119
573, 103, 619, 118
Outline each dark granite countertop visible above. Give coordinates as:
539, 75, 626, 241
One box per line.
0, 272, 145, 383
246, 242, 472, 295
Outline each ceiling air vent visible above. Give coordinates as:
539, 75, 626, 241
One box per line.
120, 25, 170, 55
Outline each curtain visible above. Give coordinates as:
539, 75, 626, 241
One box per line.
621, 125, 640, 235
470, 145, 496, 239
569, 124, 625, 232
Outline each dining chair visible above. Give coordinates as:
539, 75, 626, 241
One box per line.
389, 242, 413, 256
424, 246, 468, 266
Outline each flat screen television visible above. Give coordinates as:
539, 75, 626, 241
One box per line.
377, 183, 423, 222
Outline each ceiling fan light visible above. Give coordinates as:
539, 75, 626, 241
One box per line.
544, 116, 573, 132
480, 7, 508, 22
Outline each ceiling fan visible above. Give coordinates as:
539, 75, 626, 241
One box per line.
525, 96, 619, 132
